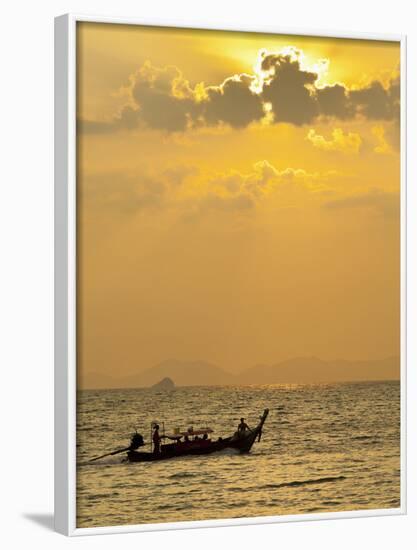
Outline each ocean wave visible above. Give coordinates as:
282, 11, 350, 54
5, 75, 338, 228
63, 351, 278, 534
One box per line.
169, 471, 197, 479
261, 475, 346, 490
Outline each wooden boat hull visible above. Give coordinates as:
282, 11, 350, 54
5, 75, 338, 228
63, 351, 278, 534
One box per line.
126, 408, 269, 463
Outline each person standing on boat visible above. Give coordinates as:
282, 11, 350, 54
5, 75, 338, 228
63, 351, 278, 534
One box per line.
238, 418, 250, 434
153, 424, 161, 454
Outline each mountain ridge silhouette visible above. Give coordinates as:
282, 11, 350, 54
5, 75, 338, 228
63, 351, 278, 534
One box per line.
78, 356, 400, 390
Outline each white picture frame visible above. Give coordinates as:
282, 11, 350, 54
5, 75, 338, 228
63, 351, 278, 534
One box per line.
54, 13, 407, 536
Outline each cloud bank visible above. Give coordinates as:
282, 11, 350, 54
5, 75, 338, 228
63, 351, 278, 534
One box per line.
324, 188, 399, 218
82, 160, 334, 219
306, 128, 362, 153
80, 48, 400, 134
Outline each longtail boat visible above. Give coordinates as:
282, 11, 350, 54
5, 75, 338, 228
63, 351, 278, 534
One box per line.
89, 409, 269, 464
126, 408, 269, 462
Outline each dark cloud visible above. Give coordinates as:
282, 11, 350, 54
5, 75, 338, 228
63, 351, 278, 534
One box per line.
204, 75, 264, 128
316, 84, 354, 119
316, 77, 400, 123
77, 119, 114, 134
77, 107, 142, 134
258, 54, 400, 127
80, 53, 401, 133
130, 63, 199, 132
260, 52, 318, 125
130, 64, 264, 131
115, 105, 142, 130
349, 79, 400, 120
324, 188, 399, 218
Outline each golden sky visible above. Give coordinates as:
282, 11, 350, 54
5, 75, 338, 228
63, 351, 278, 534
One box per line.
76, 22, 400, 385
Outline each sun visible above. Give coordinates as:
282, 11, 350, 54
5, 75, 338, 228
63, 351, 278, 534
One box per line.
208, 37, 334, 89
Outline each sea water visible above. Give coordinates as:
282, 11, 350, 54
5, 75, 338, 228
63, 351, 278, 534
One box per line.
76, 381, 400, 528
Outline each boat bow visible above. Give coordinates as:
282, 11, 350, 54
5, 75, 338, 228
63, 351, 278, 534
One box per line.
233, 408, 269, 453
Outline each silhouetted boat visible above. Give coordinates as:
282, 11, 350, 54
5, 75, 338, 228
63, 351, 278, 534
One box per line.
125, 408, 269, 462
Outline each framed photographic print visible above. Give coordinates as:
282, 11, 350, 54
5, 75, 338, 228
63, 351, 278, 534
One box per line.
54, 14, 406, 536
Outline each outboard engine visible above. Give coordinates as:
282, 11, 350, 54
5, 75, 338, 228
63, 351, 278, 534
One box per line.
129, 432, 145, 450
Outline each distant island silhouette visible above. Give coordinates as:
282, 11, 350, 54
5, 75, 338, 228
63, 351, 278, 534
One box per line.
151, 377, 175, 390
78, 356, 400, 390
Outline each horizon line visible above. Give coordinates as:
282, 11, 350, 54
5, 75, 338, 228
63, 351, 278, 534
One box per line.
78, 378, 400, 392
